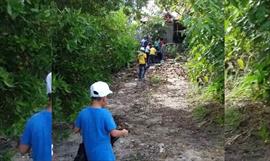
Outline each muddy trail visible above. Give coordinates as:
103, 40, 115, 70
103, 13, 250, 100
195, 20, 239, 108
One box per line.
53, 59, 224, 161
11, 59, 224, 161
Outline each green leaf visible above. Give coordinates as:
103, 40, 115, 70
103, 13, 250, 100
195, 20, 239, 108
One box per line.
237, 58, 245, 70
6, 0, 24, 18
0, 67, 14, 88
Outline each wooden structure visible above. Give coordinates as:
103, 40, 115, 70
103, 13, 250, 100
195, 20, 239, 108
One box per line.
163, 12, 186, 44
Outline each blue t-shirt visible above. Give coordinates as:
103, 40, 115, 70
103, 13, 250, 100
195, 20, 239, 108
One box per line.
75, 107, 117, 161
20, 110, 52, 161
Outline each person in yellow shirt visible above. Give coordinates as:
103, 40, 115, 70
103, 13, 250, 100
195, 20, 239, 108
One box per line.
137, 47, 147, 80
149, 45, 156, 65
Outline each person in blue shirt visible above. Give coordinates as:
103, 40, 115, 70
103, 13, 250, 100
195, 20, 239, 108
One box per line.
74, 81, 128, 161
19, 72, 53, 161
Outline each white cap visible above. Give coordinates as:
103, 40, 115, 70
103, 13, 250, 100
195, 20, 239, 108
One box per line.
90, 81, 113, 97
140, 47, 145, 51
46, 72, 52, 94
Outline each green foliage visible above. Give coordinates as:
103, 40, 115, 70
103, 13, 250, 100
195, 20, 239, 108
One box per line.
258, 121, 270, 143
214, 114, 224, 126
55, 0, 123, 15
202, 79, 224, 101
183, 0, 224, 102
163, 44, 181, 57
157, 0, 270, 103
141, 16, 167, 40
225, 0, 270, 102
157, 0, 224, 102
156, 0, 188, 17
0, 1, 53, 137
0, 149, 14, 161
192, 106, 209, 121
0, 1, 139, 137
54, 8, 138, 122
55, 0, 148, 18
225, 108, 242, 131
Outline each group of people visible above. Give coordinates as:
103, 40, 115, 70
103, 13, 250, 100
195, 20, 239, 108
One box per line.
19, 73, 128, 161
137, 36, 166, 80
17, 36, 167, 161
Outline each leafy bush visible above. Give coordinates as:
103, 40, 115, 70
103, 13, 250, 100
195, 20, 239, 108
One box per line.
0, 1, 53, 137
54, 8, 138, 122
225, 0, 270, 101
0, 1, 139, 137
183, 0, 224, 102
140, 16, 167, 40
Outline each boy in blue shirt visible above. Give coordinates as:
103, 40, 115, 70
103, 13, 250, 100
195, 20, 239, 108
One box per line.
19, 72, 53, 161
74, 81, 128, 161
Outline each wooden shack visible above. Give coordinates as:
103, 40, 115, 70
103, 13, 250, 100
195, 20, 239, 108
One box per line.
163, 12, 186, 44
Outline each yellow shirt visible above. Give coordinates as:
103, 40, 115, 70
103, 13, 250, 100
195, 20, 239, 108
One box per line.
138, 52, 147, 64
150, 47, 157, 55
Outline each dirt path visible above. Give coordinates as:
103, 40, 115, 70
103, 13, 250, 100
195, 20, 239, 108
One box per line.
224, 102, 270, 161
54, 59, 224, 161
11, 59, 223, 160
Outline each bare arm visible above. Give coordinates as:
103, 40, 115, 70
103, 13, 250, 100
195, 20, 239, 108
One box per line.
74, 127, 80, 133
110, 129, 128, 137
19, 144, 30, 154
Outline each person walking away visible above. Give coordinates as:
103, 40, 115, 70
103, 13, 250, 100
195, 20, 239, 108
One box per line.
149, 45, 157, 65
159, 38, 165, 63
140, 38, 146, 47
141, 36, 148, 47
154, 39, 161, 51
141, 36, 149, 47
145, 43, 151, 65
74, 81, 129, 161
160, 44, 166, 63
154, 39, 161, 63
137, 47, 147, 80
19, 72, 53, 161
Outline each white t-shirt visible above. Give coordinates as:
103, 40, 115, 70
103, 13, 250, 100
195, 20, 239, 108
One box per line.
145, 45, 150, 53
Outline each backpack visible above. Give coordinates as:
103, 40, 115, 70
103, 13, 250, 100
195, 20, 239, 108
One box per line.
74, 136, 119, 161
74, 143, 87, 161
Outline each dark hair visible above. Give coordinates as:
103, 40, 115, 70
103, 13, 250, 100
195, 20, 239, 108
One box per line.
91, 97, 103, 101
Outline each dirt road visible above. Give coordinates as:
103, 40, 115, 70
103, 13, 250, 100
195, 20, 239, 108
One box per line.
54, 59, 224, 161
12, 59, 223, 160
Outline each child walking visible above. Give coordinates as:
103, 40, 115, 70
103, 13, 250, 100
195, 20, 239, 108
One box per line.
74, 81, 128, 161
137, 47, 147, 80
19, 72, 52, 161
149, 45, 157, 65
